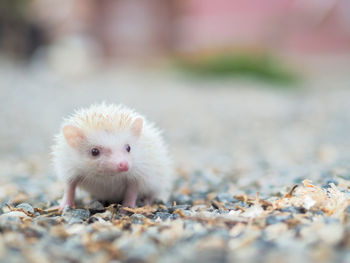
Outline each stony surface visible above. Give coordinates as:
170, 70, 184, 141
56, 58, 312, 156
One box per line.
0, 60, 350, 262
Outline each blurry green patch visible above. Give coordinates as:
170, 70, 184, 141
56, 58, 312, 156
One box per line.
0, 0, 30, 21
176, 52, 299, 85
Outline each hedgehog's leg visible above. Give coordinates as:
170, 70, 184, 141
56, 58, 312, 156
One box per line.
122, 182, 138, 208
59, 181, 77, 211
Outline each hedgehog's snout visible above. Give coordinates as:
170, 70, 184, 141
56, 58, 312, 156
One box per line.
97, 157, 130, 174
117, 161, 129, 172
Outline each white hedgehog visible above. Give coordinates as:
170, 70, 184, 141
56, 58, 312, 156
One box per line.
52, 103, 173, 210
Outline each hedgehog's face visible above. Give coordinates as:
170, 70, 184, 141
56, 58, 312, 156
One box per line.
62, 117, 143, 176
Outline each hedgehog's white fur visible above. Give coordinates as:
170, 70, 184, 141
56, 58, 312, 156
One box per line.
52, 103, 173, 203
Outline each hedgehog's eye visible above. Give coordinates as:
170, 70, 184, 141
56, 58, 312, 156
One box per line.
91, 148, 100, 157
125, 144, 131, 153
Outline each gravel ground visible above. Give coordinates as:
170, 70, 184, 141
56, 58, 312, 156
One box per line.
1, 59, 350, 263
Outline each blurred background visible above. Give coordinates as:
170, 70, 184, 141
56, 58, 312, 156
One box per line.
1, 0, 350, 196
2, 0, 350, 62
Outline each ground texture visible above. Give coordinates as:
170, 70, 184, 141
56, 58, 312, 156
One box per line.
1, 60, 350, 263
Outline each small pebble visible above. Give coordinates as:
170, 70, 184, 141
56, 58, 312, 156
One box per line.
72, 209, 90, 220
322, 179, 339, 188
0, 211, 28, 221
266, 214, 292, 225
68, 217, 85, 225
154, 212, 172, 221
87, 200, 105, 213
16, 203, 34, 214
130, 214, 146, 224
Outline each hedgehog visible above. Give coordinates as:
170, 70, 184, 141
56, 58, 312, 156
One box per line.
52, 103, 173, 210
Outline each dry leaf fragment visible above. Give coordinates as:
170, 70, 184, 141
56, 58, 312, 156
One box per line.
284, 185, 298, 198
173, 208, 186, 218
122, 205, 156, 215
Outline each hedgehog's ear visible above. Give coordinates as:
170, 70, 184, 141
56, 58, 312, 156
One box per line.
62, 125, 85, 149
131, 117, 143, 137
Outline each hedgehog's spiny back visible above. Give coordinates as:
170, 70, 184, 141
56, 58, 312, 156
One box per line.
64, 103, 140, 132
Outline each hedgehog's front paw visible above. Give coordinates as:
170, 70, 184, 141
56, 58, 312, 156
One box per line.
59, 183, 77, 212
59, 203, 75, 212
59, 196, 75, 212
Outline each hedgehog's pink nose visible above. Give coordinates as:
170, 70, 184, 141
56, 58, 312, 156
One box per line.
117, 161, 129, 172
